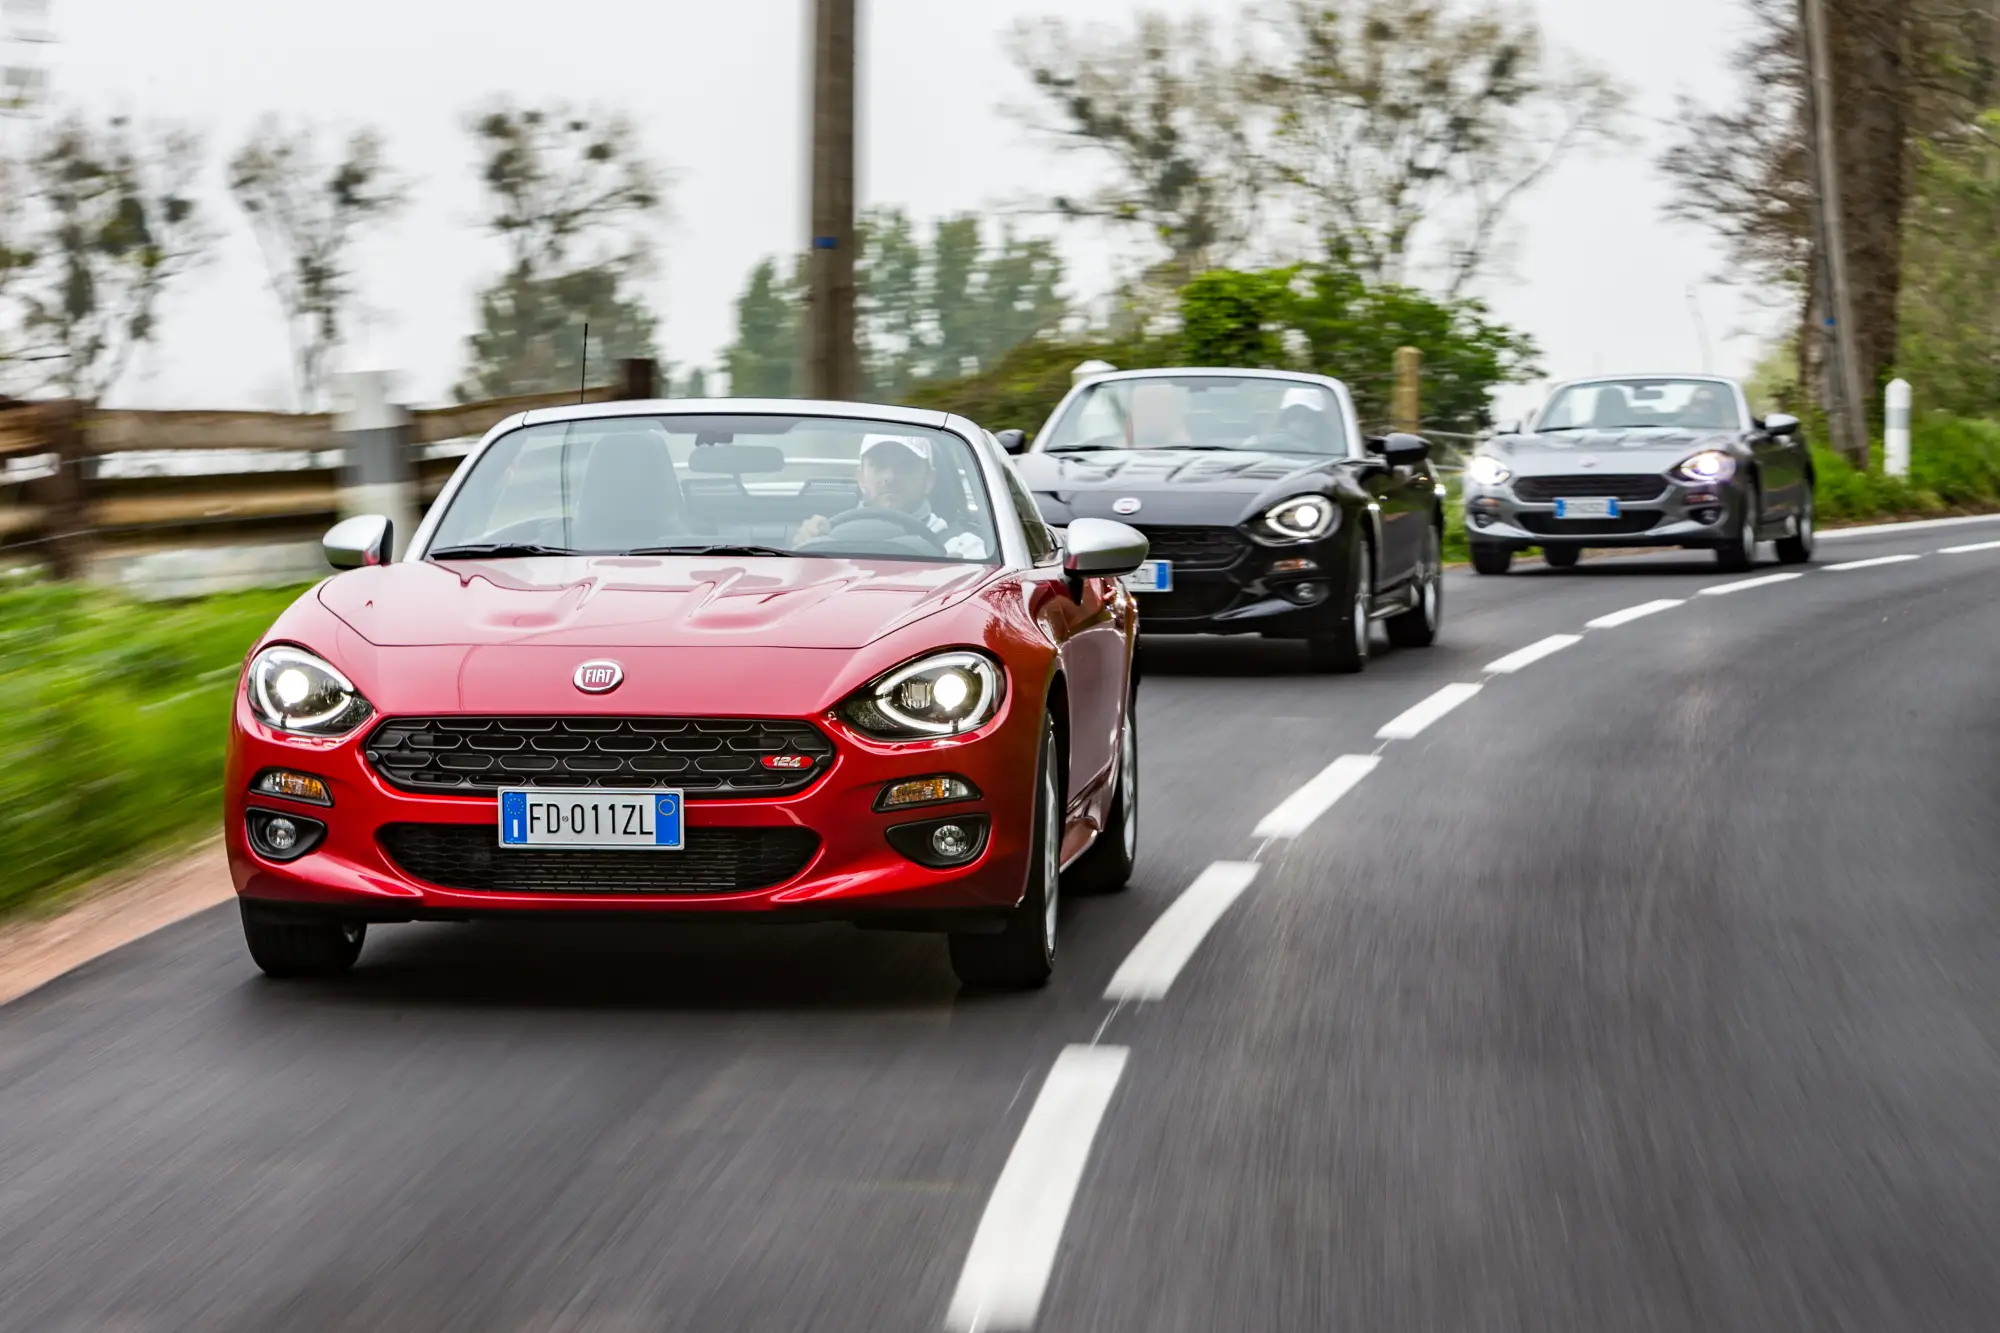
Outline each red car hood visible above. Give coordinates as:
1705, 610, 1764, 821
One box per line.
317, 556, 995, 650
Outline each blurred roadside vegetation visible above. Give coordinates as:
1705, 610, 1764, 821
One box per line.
0, 582, 306, 915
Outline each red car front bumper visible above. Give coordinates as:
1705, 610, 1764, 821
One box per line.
224, 692, 1040, 927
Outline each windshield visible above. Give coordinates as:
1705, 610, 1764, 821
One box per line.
426, 414, 1001, 563
1040, 376, 1350, 456
1537, 379, 1744, 432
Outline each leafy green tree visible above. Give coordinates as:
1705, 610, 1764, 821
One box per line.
455, 100, 668, 400
723, 257, 802, 397
857, 207, 926, 397
1899, 111, 2000, 418
15, 115, 211, 401
229, 118, 406, 411
1179, 269, 1291, 368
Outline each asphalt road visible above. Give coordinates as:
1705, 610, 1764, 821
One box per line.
7, 517, 2000, 1332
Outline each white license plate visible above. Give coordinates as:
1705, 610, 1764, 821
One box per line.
498, 789, 684, 850
1554, 497, 1619, 519
1123, 560, 1173, 593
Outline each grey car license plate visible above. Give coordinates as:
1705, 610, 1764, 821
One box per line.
1123, 560, 1173, 592
498, 789, 684, 849
1555, 497, 1620, 519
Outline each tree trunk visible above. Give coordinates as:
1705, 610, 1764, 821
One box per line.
1827, 0, 1910, 422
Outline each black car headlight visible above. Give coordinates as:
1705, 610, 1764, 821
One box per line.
246, 646, 374, 737
1672, 449, 1737, 484
839, 651, 1005, 741
1253, 494, 1340, 544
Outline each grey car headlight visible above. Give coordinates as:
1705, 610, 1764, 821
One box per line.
1467, 454, 1512, 487
1255, 495, 1340, 543
247, 646, 374, 737
1672, 450, 1737, 483
840, 650, 1005, 740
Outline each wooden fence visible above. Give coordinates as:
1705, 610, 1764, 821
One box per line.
0, 360, 659, 581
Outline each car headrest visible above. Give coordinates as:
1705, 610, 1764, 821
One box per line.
576, 430, 685, 551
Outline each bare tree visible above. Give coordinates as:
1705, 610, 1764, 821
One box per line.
1248, 0, 1624, 296
16, 115, 212, 402
229, 118, 406, 412
1006, 12, 1262, 285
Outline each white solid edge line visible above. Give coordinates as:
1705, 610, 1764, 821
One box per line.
1103, 861, 1262, 1001
1940, 538, 2000, 554
1253, 755, 1379, 840
1484, 634, 1583, 674
945, 1044, 1130, 1333
1824, 553, 1923, 571
1697, 571, 1806, 596
1376, 682, 1483, 741
1586, 599, 1685, 629
1820, 511, 2000, 539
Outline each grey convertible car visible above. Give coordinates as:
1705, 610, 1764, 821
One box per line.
1461, 374, 1814, 574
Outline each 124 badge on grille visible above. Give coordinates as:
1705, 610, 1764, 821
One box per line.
499, 789, 685, 850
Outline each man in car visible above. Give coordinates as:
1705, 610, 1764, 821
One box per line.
793, 435, 990, 559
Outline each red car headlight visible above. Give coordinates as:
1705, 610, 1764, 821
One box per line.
839, 650, 1005, 741
246, 645, 374, 738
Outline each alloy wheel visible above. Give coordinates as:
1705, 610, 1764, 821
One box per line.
1118, 712, 1138, 863
1040, 754, 1061, 958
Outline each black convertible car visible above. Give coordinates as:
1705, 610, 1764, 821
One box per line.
998, 368, 1444, 673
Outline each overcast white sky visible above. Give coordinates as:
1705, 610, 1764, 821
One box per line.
28, 0, 1779, 416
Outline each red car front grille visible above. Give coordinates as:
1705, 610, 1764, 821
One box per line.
378, 823, 821, 894
364, 717, 836, 797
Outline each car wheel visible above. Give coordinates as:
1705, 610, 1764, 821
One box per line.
1386, 526, 1443, 649
1306, 540, 1371, 673
241, 905, 365, 979
1069, 690, 1139, 894
1715, 491, 1760, 572
1776, 486, 1815, 565
1542, 545, 1581, 570
949, 717, 1060, 990
1470, 539, 1513, 576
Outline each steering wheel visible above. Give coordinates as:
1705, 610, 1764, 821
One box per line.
801, 506, 948, 555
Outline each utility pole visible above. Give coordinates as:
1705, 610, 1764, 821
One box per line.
804, 0, 859, 401
1800, 0, 1871, 466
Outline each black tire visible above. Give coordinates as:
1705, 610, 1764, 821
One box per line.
1385, 525, 1443, 649
1542, 545, 1581, 570
241, 904, 365, 979
1307, 540, 1371, 673
950, 717, 1060, 990
1715, 489, 1760, 572
1068, 689, 1138, 894
1776, 485, 1815, 565
1470, 540, 1513, 576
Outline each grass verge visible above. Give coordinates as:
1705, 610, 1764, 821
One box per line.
0, 580, 307, 916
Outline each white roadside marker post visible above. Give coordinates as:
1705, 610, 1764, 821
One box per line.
1885, 378, 1912, 479
334, 371, 416, 561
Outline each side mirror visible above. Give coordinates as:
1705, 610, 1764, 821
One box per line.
1381, 432, 1430, 465
1062, 517, 1149, 582
995, 428, 1028, 455
1761, 413, 1800, 438
1496, 418, 1523, 437
324, 514, 393, 570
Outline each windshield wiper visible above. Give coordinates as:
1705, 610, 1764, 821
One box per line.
1045, 443, 1125, 453
624, 543, 797, 558
428, 542, 581, 559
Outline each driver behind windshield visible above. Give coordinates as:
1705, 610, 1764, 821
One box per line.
793, 436, 991, 559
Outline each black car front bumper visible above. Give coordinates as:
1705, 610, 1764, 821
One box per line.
1125, 523, 1343, 636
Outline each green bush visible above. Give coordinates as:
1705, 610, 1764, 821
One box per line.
0, 580, 308, 914
1812, 414, 2000, 523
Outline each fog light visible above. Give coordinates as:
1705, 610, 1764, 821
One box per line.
1694, 507, 1723, 525
1285, 582, 1328, 605
251, 768, 332, 806
885, 814, 992, 868
1472, 512, 1494, 528
877, 775, 980, 810
245, 807, 325, 863
931, 824, 974, 859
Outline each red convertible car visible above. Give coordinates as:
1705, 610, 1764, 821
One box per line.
226, 401, 1148, 989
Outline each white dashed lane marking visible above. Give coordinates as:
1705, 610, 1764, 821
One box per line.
946, 1045, 1130, 1332
1586, 599, 1685, 629
1103, 862, 1262, 1002
1484, 634, 1583, 674
1825, 553, 1923, 571
1940, 539, 2000, 554
1253, 756, 1380, 840
1376, 683, 1483, 740
1698, 571, 1806, 596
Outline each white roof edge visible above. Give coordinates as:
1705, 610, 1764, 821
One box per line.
518, 397, 953, 430
1073, 366, 1349, 388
